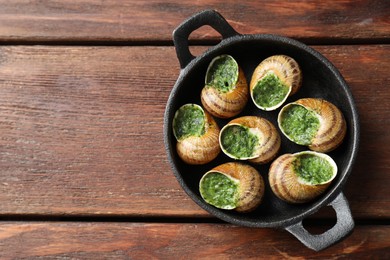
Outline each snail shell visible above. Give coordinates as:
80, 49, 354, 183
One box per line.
269, 151, 337, 204
199, 162, 264, 212
278, 98, 347, 152
201, 55, 248, 118
219, 116, 281, 164
250, 55, 302, 111
173, 104, 220, 165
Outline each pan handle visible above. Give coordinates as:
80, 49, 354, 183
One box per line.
285, 193, 354, 251
173, 9, 239, 69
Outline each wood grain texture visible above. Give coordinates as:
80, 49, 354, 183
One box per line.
0, 0, 389, 43
0, 222, 389, 259
0, 45, 389, 218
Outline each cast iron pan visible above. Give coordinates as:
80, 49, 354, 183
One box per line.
164, 10, 360, 251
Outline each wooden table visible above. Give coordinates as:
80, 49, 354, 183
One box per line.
0, 1, 389, 258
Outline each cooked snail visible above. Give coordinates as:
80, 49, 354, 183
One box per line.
199, 162, 264, 212
201, 55, 248, 118
173, 104, 220, 164
250, 55, 302, 111
278, 98, 347, 152
269, 151, 337, 204
219, 116, 281, 164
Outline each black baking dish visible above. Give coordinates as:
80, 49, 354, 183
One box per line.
163, 10, 360, 251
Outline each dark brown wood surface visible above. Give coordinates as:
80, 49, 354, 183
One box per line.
0, 0, 389, 258
0, 0, 389, 43
0, 222, 389, 259
0, 45, 389, 219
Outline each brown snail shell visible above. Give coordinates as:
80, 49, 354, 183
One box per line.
219, 116, 281, 164
278, 98, 347, 152
250, 55, 302, 111
201, 55, 248, 118
173, 104, 220, 165
269, 151, 337, 204
199, 162, 264, 212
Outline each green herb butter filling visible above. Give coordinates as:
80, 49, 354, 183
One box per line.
200, 172, 239, 209
252, 73, 290, 108
220, 125, 259, 159
173, 104, 205, 141
205, 55, 238, 93
280, 104, 320, 145
294, 153, 334, 185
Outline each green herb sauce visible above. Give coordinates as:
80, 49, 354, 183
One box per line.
200, 172, 239, 209
220, 125, 259, 159
294, 154, 334, 185
173, 104, 205, 141
280, 104, 320, 145
206, 55, 238, 93
252, 73, 290, 108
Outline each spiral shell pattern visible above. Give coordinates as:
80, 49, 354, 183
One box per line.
269, 152, 337, 204
285, 98, 347, 152
201, 63, 248, 118
176, 110, 220, 165
221, 116, 281, 164
250, 55, 302, 110
210, 162, 264, 212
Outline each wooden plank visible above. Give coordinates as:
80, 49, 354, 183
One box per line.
0, 0, 389, 42
312, 45, 390, 219
0, 222, 389, 259
0, 45, 389, 218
